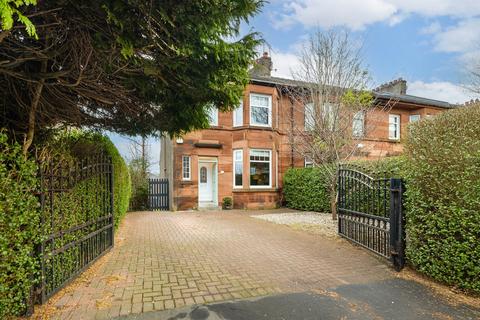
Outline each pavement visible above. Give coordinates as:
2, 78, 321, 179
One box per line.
113, 278, 480, 320
32, 210, 480, 320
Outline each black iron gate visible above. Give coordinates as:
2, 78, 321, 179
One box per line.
337, 166, 405, 270
148, 178, 169, 210
35, 153, 114, 303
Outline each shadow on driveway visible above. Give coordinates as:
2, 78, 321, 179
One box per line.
113, 278, 480, 320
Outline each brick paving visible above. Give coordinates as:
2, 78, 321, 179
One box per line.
33, 210, 392, 320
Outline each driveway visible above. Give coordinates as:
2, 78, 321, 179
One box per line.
33, 210, 479, 320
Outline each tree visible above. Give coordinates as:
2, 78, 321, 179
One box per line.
286, 30, 393, 219
0, 0, 37, 41
128, 136, 151, 210
0, 1, 263, 155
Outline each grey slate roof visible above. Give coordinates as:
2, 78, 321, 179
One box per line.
250, 76, 454, 109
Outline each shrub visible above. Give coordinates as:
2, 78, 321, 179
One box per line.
222, 197, 232, 209
347, 156, 406, 178
283, 167, 331, 212
47, 131, 132, 228
0, 133, 40, 318
404, 105, 480, 294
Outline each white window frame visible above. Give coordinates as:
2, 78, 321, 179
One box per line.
233, 149, 243, 188
389, 114, 401, 140
304, 102, 315, 131
249, 149, 272, 188
182, 155, 191, 180
304, 157, 314, 168
409, 114, 421, 122
233, 101, 243, 127
207, 106, 218, 126
249, 93, 272, 127
352, 111, 365, 137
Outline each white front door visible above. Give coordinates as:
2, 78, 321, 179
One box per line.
198, 162, 215, 202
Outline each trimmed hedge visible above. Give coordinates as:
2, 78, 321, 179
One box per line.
347, 156, 406, 178
404, 105, 480, 294
0, 133, 40, 318
49, 131, 131, 228
283, 167, 332, 212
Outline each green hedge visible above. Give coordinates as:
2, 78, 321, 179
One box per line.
346, 156, 406, 178
0, 133, 40, 318
283, 167, 332, 212
50, 131, 132, 228
404, 105, 480, 294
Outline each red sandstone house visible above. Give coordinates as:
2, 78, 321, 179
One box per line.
160, 53, 454, 211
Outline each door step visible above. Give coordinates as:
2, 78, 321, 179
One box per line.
198, 203, 221, 211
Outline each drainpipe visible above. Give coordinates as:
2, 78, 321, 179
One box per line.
289, 95, 295, 168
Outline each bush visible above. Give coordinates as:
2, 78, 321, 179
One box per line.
404, 105, 480, 294
283, 167, 331, 212
47, 131, 131, 228
347, 156, 406, 178
0, 133, 40, 318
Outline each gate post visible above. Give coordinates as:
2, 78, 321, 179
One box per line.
389, 178, 405, 271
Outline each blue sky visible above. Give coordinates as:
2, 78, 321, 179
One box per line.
250, 0, 480, 103
111, 0, 480, 172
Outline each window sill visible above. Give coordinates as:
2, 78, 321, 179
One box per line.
232, 188, 279, 193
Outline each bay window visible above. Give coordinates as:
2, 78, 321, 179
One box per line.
249, 149, 271, 187
233, 150, 243, 187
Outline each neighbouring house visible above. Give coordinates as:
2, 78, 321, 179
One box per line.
160, 53, 454, 211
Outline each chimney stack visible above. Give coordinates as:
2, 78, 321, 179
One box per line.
251, 52, 273, 77
374, 78, 407, 95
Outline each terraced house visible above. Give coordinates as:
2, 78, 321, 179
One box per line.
160, 53, 454, 210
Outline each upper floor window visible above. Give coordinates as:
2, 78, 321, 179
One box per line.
207, 106, 218, 126
389, 114, 401, 140
409, 114, 421, 122
304, 102, 315, 131
182, 155, 191, 180
249, 149, 271, 187
250, 94, 272, 127
352, 111, 365, 137
233, 101, 243, 127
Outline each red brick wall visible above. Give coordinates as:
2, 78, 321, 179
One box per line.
169, 84, 450, 210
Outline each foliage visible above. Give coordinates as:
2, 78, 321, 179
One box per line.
346, 156, 406, 178
45, 130, 131, 228
404, 104, 480, 294
0, 132, 39, 317
283, 167, 332, 212
286, 30, 379, 218
128, 137, 150, 211
0, 0, 263, 152
0, 0, 37, 38
222, 197, 232, 209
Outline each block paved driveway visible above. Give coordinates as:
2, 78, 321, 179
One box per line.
35, 210, 395, 319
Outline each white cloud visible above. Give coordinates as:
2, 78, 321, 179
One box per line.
273, 0, 480, 30
273, 0, 396, 30
270, 51, 300, 79
420, 21, 441, 34
432, 19, 480, 54
408, 80, 474, 104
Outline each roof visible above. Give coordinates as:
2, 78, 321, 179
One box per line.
250, 75, 454, 109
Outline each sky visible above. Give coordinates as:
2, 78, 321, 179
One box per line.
110, 0, 480, 172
